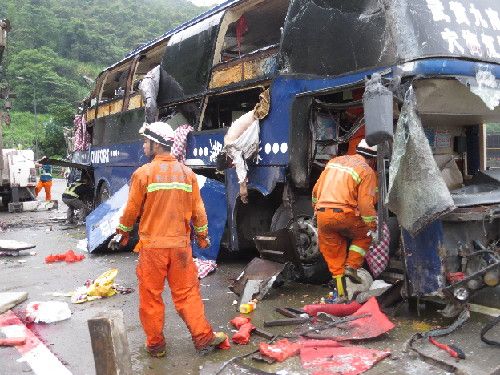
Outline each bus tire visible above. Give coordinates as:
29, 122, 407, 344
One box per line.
96, 182, 111, 205
270, 196, 330, 284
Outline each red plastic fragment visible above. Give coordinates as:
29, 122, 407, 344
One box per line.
232, 322, 255, 345
446, 272, 465, 284
303, 301, 362, 317
259, 339, 301, 362
45, 250, 85, 264
230, 316, 251, 329
300, 339, 390, 375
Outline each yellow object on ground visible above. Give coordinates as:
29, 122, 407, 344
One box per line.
71, 269, 118, 304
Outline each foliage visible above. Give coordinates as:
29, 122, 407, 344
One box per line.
0, 0, 206, 156
2, 111, 51, 151
487, 123, 500, 134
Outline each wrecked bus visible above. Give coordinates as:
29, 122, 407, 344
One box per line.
79, 0, 500, 311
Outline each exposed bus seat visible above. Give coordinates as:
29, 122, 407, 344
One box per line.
210, 46, 278, 89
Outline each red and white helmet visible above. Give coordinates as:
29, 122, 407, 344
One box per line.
139, 122, 175, 147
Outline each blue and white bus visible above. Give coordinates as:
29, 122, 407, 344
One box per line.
78, 0, 500, 307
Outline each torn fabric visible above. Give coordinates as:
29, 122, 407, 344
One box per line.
224, 110, 260, 184
139, 65, 160, 123
172, 124, 194, 163
223, 110, 260, 203
73, 115, 90, 151
386, 88, 455, 236
193, 258, 217, 279
300, 340, 390, 375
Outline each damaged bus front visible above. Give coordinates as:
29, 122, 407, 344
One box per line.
80, 0, 499, 310
278, 0, 500, 311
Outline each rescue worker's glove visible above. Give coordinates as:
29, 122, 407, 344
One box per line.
108, 230, 129, 250
196, 235, 211, 249
367, 228, 379, 244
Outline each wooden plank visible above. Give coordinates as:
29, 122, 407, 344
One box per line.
275, 307, 299, 318
88, 310, 132, 375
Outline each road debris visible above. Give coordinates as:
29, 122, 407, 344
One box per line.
259, 339, 300, 362
194, 258, 217, 279
480, 315, 500, 347
300, 340, 390, 375
0, 310, 71, 374
71, 268, 120, 303
0, 292, 28, 314
45, 249, 85, 263
428, 337, 466, 359
26, 301, 71, 324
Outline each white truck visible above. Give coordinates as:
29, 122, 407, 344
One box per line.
0, 149, 37, 208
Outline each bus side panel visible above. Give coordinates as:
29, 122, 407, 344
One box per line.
226, 166, 286, 252
401, 221, 446, 296
91, 140, 146, 196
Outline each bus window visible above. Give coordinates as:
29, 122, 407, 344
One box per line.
217, 0, 289, 62
159, 100, 203, 130
100, 63, 131, 103
201, 87, 262, 130
127, 40, 168, 112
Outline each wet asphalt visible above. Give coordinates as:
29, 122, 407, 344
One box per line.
0, 179, 499, 375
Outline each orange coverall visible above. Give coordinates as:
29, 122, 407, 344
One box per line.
35, 180, 52, 201
118, 154, 213, 350
312, 154, 377, 277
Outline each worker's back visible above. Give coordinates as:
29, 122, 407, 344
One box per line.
313, 154, 376, 213
131, 154, 207, 249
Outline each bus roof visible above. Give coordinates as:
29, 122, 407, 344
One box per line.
97, 0, 240, 77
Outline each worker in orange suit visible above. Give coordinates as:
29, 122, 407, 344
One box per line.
312, 139, 377, 298
34, 161, 53, 201
114, 121, 227, 358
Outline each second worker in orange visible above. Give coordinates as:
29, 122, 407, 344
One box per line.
312, 139, 378, 299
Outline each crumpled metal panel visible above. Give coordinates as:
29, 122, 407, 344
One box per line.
451, 171, 500, 207
86, 184, 129, 253
386, 87, 455, 236
280, 0, 500, 77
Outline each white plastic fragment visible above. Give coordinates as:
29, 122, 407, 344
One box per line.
26, 301, 72, 324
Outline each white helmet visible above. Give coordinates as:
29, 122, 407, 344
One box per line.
356, 139, 377, 158
139, 122, 175, 147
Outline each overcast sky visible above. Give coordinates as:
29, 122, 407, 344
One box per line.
188, 0, 226, 7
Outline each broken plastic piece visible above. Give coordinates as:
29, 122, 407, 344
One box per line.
26, 301, 71, 324
303, 301, 362, 317
230, 316, 251, 329
45, 250, 85, 264
232, 322, 255, 345
300, 339, 390, 375
259, 339, 300, 362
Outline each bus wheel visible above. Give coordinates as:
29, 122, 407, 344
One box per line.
270, 196, 329, 283
96, 182, 111, 205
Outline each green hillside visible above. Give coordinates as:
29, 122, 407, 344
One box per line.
0, 0, 207, 156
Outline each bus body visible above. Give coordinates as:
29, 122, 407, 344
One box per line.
81, 0, 500, 305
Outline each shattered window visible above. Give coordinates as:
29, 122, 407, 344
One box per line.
100, 63, 131, 102
132, 41, 167, 94
202, 87, 262, 130
219, 0, 288, 61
